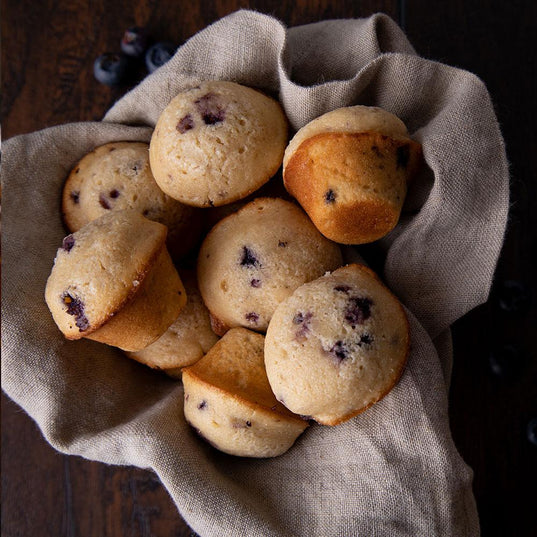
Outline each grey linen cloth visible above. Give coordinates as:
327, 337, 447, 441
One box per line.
2, 10, 509, 537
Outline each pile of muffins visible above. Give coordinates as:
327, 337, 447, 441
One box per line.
45, 81, 422, 458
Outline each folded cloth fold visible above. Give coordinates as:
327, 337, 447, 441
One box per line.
2, 9, 509, 537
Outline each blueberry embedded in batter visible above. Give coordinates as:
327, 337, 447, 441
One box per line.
194, 93, 225, 125
62, 235, 75, 252
177, 114, 194, 133
240, 246, 260, 268
324, 189, 336, 204
61, 292, 89, 331
358, 333, 373, 346
329, 340, 349, 360
98, 193, 111, 209
334, 284, 351, 294
292, 311, 313, 340
344, 296, 372, 327
245, 312, 259, 325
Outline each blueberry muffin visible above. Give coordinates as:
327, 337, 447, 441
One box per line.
264, 264, 409, 426
45, 210, 186, 351
283, 106, 422, 245
62, 141, 201, 259
182, 328, 308, 458
197, 197, 343, 335
149, 81, 288, 207
126, 271, 219, 377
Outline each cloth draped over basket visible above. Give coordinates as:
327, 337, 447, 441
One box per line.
2, 10, 509, 537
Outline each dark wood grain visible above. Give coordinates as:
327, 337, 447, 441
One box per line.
1, 0, 398, 136
405, 3, 537, 536
2, 1, 535, 536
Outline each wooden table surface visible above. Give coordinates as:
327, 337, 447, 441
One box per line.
2, 1, 536, 536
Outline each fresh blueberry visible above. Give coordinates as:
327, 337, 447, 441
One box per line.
527, 418, 537, 446
488, 343, 523, 379
145, 41, 176, 73
121, 26, 148, 57
93, 53, 129, 86
495, 279, 531, 315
